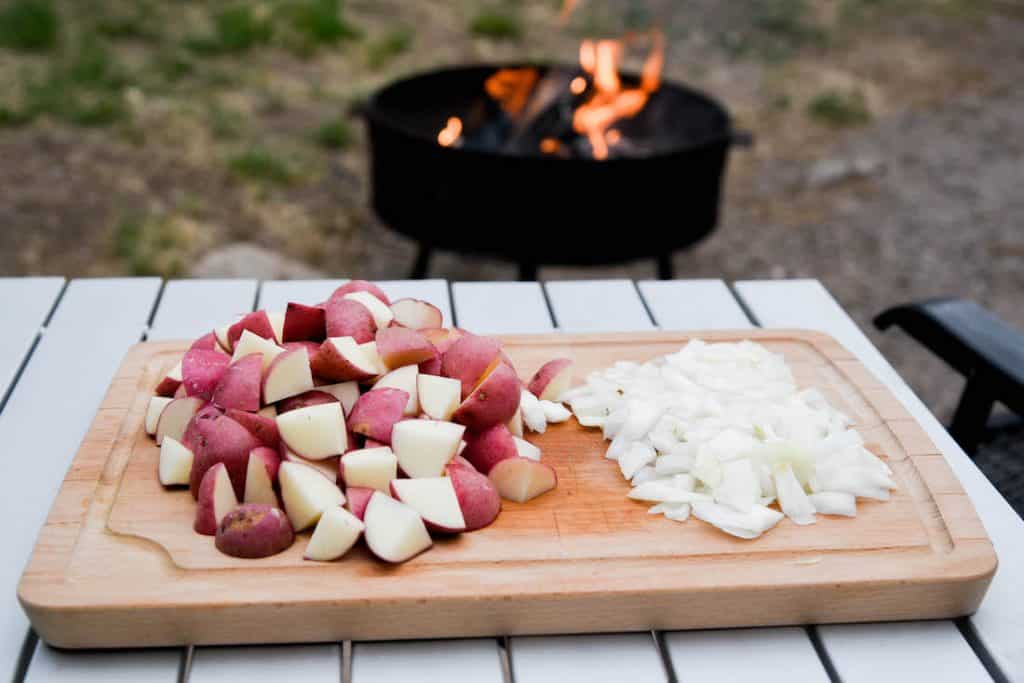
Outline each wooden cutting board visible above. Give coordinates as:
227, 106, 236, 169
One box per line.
18, 331, 996, 649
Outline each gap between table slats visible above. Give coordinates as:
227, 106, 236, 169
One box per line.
185, 280, 343, 683
635, 279, 835, 683
0, 279, 164, 682
24, 280, 264, 683
734, 279, 998, 683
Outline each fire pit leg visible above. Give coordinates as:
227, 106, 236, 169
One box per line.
518, 262, 538, 282
410, 243, 432, 279
657, 254, 675, 280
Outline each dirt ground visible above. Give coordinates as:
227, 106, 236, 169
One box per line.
1, 0, 1022, 426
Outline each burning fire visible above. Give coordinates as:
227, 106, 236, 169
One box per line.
573, 30, 664, 159
437, 116, 462, 147
436, 1, 665, 159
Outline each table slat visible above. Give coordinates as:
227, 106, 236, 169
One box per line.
25, 649, 180, 683
148, 279, 259, 340
352, 640, 504, 683
636, 279, 829, 681
817, 623, 990, 682
182, 280, 342, 680
346, 279, 504, 683
663, 628, 829, 683
512, 635, 666, 683
28, 279, 259, 682
0, 279, 161, 681
0, 277, 64, 405
256, 280, 345, 312
544, 280, 654, 332
189, 645, 342, 683
637, 279, 752, 331
735, 279, 1007, 682
451, 282, 554, 333
486, 280, 669, 682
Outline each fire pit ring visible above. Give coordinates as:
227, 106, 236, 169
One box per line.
363, 64, 750, 280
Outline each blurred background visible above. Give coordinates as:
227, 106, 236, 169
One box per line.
0, 0, 1021, 431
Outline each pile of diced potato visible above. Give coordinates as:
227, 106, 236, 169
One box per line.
146, 281, 573, 563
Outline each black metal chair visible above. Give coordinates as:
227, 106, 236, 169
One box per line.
875, 298, 1024, 456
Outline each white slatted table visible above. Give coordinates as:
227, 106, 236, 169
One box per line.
2, 277, 1019, 683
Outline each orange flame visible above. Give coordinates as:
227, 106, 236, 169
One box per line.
484, 68, 540, 117
572, 29, 664, 159
437, 117, 462, 147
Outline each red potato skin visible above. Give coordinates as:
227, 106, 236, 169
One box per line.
423, 328, 467, 355
155, 374, 181, 397
283, 341, 321, 357
347, 388, 409, 444
282, 302, 326, 343
182, 349, 231, 402
226, 409, 280, 449
212, 353, 262, 411
363, 438, 387, 449
452, 363, 521, 431
310, 339, 378, 382
460, 424, 518, 474
441, 334, 503, 398
325, 298, 377, 343
376, 327, 436, 368
227, 310, 276, 349
344, 486, 375, 521
418, 347, 442, 376
181, 403, 223, 451
451, 454, 474, 469
189, 332, 219, 351
276, 390, 338, 414
527, 358, 573, 399
215, 504, 295, 558
189, 415, 262, 500
330, 280, 390, 305
447, 463, 501, 531
194, 463, 230, 536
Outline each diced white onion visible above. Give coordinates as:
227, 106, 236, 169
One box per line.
565, 340, 897, 538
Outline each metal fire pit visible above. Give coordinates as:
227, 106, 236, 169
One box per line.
363, 64, 749, 279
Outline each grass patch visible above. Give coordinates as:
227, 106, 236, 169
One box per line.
469, 9, 522, 40
9, 39, 131, 127
807, 89, 871, 126
0, 0, 60, 53
149, 49, 195, 84
276, 0, 361, 56
208, 103, 246, 140
366, 27, 412, 69
186, 5, 272, 55
228, 147, 295, 184
95, 1, 158, 41
314, 116, 352, 149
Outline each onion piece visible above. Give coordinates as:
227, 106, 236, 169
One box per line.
540, 400, 571, 423
808, 491, 857, 517
773, 464, 816, 526
692, 502, 784, 539
520, 390, 547, 434
628, 482, 712, 505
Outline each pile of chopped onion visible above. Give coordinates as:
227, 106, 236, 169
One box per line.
563, 340, 897, 539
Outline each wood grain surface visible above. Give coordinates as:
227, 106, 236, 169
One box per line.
17, 330, 997, 649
